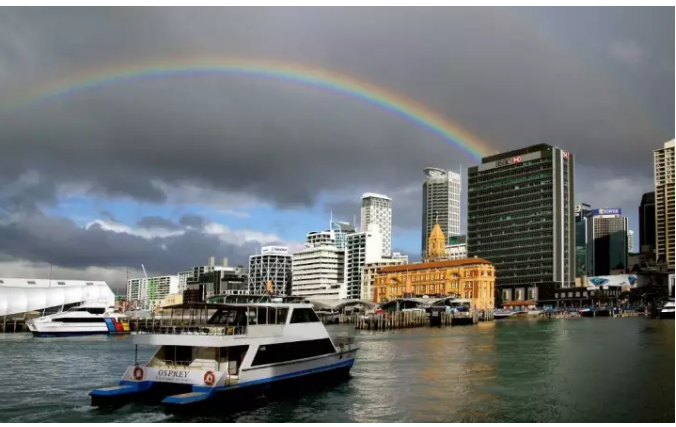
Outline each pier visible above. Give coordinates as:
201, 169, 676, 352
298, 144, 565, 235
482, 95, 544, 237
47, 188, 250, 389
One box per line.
354, 310, 487, 331
0, 316, 27, 333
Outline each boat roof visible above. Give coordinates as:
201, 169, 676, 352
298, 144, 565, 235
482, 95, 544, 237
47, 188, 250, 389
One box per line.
163, 301, 313, 310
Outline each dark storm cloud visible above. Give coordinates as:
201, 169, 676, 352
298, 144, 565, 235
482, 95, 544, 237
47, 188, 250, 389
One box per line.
179, 214, 207, 229
137, 215, 181, 230
0, 6, 673, 268
0, 210, 273, 274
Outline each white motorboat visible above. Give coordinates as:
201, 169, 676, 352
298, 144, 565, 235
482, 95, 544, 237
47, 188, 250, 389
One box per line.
27, 302, 130, 337
90, 295, 359, 414
493, 310, 515, 319
659, 299, 675, 319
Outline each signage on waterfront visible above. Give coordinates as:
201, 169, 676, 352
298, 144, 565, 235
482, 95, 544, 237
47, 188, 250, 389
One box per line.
586, 274, 643, 289
478, 151, 541, 172
591, 208, 621, 216
261, 246, 289, 255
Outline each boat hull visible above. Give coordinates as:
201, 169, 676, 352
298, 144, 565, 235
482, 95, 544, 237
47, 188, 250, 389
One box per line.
165, 358, 355, 416
659, 310, 675, 319
28, 317, 131, 337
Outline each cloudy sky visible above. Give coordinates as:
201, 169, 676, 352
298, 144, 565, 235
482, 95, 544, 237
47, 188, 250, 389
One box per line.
0, 7, 673, 293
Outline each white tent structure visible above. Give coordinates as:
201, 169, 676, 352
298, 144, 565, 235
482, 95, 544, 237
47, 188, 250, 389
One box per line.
0, 277, 115, 317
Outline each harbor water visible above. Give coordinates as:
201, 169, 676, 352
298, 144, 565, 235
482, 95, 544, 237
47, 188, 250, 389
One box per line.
0, 318, 673, 423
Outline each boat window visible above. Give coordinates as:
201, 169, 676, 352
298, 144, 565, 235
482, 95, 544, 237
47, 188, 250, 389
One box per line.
27, 280, 36, 285
58, 317, 108, 323
267, 307, 277, 324
290, 308, 320, 324
86, 282, 94, 286
57, 281, 66, 285
257, 307, 268, 325
248, 307, 258, 325
85, 307, 106, 315
251, 338, 336, 367
276, 308, 288, 324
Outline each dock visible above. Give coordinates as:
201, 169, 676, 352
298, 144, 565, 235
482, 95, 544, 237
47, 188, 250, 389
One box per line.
0, 316, 27, 333
354, 310, 491, 331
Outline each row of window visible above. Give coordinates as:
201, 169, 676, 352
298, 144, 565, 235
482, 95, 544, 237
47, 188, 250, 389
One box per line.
251, 338, 336, 367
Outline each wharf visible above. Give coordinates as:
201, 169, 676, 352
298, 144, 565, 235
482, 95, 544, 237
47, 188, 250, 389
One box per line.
354, 310, 492, 331
0, 316, 27, 333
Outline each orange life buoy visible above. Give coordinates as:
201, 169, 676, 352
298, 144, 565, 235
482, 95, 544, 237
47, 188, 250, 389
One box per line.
203, 370, 216, 386
133, 365, 144, 381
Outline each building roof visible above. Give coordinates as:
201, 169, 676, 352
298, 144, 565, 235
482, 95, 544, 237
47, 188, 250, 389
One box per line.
379, 257, 493, 273
0, 278, 115, 317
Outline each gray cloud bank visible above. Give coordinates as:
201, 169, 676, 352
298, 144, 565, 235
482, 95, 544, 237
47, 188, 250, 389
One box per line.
0, 7, 672, 277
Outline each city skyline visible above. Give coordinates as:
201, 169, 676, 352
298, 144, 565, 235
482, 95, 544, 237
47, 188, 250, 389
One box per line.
0, 8, 672, 293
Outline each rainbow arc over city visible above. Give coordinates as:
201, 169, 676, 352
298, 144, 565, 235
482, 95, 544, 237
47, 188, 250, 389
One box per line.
6, 57, 494, 160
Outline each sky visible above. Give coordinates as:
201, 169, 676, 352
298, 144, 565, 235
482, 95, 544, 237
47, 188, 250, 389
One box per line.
0, 7, 673, 293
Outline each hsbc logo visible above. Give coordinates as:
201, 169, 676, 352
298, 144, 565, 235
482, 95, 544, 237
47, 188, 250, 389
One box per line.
562, 151, 569, 159
512, 156, 522, 163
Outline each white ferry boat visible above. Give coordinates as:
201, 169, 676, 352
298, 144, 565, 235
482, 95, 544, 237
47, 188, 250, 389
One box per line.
89, 296, 358, 414
27, 303, 130, 337
659, 299, 675, 319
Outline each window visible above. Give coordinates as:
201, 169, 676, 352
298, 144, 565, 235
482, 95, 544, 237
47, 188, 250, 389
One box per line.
86, 282, 94, 286
251, 338, 336, 366
57, 282, 66, 286
27, 281, 36, 285
276, 308, 289, 324
290, 308, 320, 323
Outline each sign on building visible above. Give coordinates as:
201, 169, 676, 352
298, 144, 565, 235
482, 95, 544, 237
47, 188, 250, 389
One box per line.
261, 246, 289, 255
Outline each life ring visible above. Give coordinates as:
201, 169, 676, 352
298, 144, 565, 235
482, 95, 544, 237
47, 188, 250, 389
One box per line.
133, 365, 144, 381
203, 370, 216, 386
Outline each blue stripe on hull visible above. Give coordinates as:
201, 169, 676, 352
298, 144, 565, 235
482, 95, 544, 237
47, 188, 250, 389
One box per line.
32, 331, 120, 337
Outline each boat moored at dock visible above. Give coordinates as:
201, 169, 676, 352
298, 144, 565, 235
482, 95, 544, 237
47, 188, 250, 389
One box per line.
26, 303, 130, 337
659, 299, 675, 319
89, 295, 358, 414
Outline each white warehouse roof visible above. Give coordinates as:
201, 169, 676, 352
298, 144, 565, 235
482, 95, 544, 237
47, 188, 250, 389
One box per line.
0, 277, 115, 317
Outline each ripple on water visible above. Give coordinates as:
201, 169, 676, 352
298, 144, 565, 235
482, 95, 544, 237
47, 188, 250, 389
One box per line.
0, 320, 674, 422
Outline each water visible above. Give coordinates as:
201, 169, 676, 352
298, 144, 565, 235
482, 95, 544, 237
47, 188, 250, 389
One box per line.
0, 318, 673, 423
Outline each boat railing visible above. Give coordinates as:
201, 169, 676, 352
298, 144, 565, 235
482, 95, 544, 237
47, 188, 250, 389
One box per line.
137, 324, 247, 336
332, 335, 356, 348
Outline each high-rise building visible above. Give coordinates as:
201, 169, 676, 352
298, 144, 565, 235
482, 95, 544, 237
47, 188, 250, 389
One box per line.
627, 230, 634, 254
360, 193, 392, 258
467, 144, 575, 297
126, 275, 179, 311
330, 220, 355, 250
422, 168, 461, 257
575, 204, 593, 277
653, 139, 675, 270
345, 224, 383, 299
639, 191, 656, 254
586, 209, 628, 276
248, 246, 293, 296
292, 233, 345, 300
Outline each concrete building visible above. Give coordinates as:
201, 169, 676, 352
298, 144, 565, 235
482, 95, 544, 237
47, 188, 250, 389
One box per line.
178, 270, 192, 293
306, 230, 336, 247
126, 275, 179, 311
586, 209, 629, 276
248, 246, 293, 296
653, 139, 675, 270
345, 224, 383, 300
292, 235, 346, 300
445, 235, 467, 260
639, 191, 656, 255
391, 251, 409, 264
422, 167, 461, 257
627, 230, 635, 254
360, 193, 392, 258
0, 278, 116, 318
467, 144, 576, 298
361, 258, 406, 302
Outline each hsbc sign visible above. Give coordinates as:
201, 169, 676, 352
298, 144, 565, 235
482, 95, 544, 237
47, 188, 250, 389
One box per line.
494, 156, 522, 168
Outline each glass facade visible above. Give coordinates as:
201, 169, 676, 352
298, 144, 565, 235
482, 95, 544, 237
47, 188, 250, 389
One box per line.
467, 144, 575, 290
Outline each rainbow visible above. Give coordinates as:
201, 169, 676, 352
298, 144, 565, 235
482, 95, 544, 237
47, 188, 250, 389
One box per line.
4, 57, 494, 160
